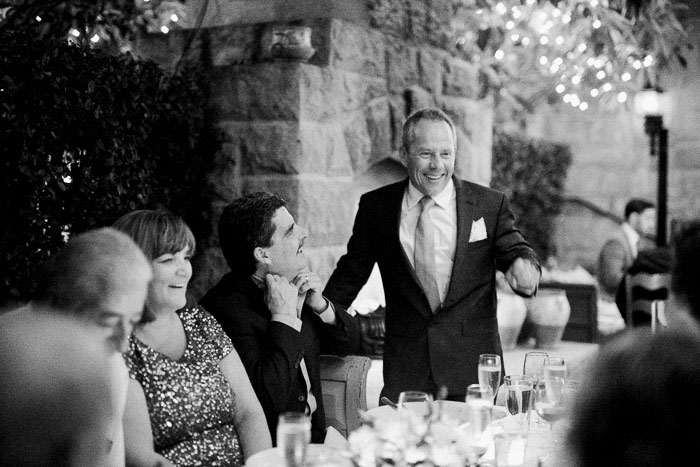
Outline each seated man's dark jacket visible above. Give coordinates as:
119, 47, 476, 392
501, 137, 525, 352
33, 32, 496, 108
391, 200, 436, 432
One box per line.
200, 272, 360, 444
615, 246, 671, 325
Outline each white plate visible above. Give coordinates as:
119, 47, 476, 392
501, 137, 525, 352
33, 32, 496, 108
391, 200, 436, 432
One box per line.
245, 444, 352, 467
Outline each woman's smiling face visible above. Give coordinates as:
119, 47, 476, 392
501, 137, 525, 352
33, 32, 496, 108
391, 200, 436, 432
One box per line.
147, 247, 192, 313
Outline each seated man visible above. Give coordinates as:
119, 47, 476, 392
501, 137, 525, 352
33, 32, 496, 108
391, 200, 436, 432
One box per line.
200, 192, 360, 443
597, 198, 656, 333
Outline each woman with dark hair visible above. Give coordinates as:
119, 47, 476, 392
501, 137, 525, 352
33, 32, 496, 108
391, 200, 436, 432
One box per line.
114, 210, 271, 466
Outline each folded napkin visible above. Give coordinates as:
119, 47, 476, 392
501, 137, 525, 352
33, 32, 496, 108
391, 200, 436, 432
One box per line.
324, 426, 349, 450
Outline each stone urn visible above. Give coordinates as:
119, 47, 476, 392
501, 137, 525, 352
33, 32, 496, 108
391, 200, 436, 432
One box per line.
526, 289, 571, 349
497, 291, 528, 350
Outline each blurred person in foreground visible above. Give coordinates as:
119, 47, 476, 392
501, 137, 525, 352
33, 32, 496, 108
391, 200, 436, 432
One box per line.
666, 219, 700, 331
597, 198, 656, 333
0, 227, 152, 466
200, 192, 361, 444
114, 210, 271, 466
324, 107, 540, 403
566, 327, 700, 467
0, 311, 114, 466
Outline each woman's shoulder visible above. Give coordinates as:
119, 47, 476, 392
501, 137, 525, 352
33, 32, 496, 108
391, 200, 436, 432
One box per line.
179, 305, 233, 360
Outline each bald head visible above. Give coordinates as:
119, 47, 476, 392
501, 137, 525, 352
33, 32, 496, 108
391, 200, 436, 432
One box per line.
0, 310, 113, 466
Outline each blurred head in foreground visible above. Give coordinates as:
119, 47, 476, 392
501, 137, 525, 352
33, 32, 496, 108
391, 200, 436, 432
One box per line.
0, 311, 112, 466
33, 227, 152, 352
668, 219, 700, 329
567, 327, 700, 467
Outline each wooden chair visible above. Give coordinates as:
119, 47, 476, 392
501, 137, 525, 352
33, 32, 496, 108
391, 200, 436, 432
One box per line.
319, 355, 372, 438
624, 272, 670, 333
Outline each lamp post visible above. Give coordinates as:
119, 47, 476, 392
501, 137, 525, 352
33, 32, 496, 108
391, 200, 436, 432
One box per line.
635, 87, 669, 247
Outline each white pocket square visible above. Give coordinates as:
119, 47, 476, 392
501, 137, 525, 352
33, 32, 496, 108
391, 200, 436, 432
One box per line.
469, 217, 487, 242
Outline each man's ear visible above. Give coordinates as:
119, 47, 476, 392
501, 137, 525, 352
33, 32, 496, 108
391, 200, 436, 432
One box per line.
253, 246, 271, 265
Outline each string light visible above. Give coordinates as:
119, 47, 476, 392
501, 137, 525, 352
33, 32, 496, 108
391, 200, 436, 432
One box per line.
90, 33, 100, 43
160, 25, 169, 34
592, 19, 602, 29
556, 84, 566, 93
617, 92, 627, 103
69, 28, 80, 37
495, 49, 505, 60
35, 16, 42, 22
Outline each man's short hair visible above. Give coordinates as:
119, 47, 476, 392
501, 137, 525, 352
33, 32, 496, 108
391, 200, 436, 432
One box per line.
624, 198, 655, 219
401, 107, 457, 153
112, 209, 196, 261
219, 192, 287, 276
34, 228, 150, 318
671, 219, 700, 322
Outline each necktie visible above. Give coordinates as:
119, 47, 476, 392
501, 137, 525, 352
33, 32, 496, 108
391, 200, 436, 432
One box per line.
415, 196, 441, 313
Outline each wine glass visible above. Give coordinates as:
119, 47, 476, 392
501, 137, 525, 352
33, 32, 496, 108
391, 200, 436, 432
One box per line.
534, 377, 565, 453
464, 384, 493, 466
504, 375, 534, 430
478, 353, 502, 403
397, 391, 433, 417
543, 356, 567, 382
523, 351, 548, 381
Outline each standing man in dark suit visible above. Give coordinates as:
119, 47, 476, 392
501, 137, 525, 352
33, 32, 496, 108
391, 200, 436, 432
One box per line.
200, 192, 360, 444
324, 108, 540, 403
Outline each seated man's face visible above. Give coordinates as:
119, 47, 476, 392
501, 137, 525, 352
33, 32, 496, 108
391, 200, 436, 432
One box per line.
93, 262, 150, 353
632, 208, 657, 236
261, 207, 308, 280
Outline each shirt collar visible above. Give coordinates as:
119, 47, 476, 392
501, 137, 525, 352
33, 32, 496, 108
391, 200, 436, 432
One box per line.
621, 223, 640, 252
406, 179, 455, 210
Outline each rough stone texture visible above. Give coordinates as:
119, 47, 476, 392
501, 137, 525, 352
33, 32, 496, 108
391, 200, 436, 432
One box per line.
327, 20, 386, 77
417, 48, 446, 94
364, 98, 394, 167
405, 85, 436, 114
442, 57, 480, 99
343, 110, 373, 175
208, 24, 260, 66
385, 40, 419, 94
207, 141, 241, 204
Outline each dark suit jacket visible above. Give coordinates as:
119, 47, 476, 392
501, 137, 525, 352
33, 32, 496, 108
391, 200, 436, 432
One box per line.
324, 177, 537, 402
200, 273, 360, 444
597, 226, 635, 301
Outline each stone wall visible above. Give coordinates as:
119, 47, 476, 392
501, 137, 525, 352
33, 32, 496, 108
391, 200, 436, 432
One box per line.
139, 2, 495, 298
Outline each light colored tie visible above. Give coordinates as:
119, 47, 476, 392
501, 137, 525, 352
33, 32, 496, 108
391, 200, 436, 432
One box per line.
415, 196, 441, 313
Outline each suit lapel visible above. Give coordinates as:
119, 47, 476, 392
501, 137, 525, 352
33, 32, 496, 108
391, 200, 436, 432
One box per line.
444, 179, 475, 309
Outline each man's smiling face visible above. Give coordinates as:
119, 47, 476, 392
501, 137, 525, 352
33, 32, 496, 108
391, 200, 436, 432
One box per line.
403, 119, 456, 197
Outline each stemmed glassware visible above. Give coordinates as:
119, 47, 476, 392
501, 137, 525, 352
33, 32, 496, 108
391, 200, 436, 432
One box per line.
543, 357, 567, 382
397, 391, 433, 418
504, 375, 534, 430
478, 353, 502, 403
464, 384, 494, 467
533, 377, 566, 454
523, 351, 548, 381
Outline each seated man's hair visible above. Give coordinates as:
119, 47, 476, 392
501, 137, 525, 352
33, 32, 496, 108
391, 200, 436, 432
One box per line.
624, 198, 654, 219
218, 192, 286, 275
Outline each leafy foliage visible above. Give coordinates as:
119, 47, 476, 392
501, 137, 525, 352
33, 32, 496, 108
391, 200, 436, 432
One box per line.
452, 0, 690, 111
490, 131, 572, 259
0, 21, 219, 305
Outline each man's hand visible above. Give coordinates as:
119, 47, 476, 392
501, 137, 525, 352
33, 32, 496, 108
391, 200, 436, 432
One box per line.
505, 257, 540, 297
264, 274, 299, 319
292, 270, 327, 313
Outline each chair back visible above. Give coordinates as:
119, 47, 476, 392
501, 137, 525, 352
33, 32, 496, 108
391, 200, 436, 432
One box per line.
624, 272, 670, 332
319, 355, 371, 438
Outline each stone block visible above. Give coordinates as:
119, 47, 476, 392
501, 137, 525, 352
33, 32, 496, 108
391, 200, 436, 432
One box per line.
388, 95, 407, 151
417, 48, 446, 94
425, 0, 454, 49
367, 0, 407, 37
327, 19, 386, 77
386, 41, 419, 94
207, 140, 241, 204
299, 120, 354, 176
299, 66, 386, 120
442, 57, 479, 98
405, 85, 436, 115
296, 178, 361, 246
134, 29, 202, 71
220, 121, 307, 175
406, 0, 429, 44
343, 110, 373, 175
365, 98, 393, 166
211, 63, 302, 121
190, 246, 229, 301
208, 24, 260, 66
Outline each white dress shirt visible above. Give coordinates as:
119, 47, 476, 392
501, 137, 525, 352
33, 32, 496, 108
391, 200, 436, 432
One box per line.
621, 222, 641, 259
399, 181, 457, 305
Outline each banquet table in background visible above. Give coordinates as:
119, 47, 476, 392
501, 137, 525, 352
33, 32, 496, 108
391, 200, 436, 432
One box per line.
365, 340, 599, 409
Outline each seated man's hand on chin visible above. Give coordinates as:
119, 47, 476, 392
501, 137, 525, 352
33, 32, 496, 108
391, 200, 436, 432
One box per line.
293, 270, 327, 313
505, 257, 540, 297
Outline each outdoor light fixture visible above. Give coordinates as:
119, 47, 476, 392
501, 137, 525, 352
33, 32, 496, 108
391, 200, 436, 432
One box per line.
634, 86, 669, 247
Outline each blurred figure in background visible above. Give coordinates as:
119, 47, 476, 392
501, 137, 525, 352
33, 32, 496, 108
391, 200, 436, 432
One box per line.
666, 219, 700, 330
567, 327, 700, 467
0, 227, 152, 466
114, 210, 270, 466
597, 198, 656, 334
0, 308, 114, 466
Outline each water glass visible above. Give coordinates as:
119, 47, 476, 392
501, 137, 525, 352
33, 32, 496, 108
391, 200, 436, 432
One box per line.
504, 375, 534, 429
277, 412, 311, 467
543, 357, 567, 382
478, 353, 502, 402
398, 391, 433, 417
465, 384, 494, 466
